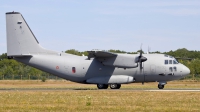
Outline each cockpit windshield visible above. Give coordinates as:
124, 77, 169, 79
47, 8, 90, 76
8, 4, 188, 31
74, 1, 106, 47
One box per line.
164, 54, 179, 64
173, 59, 179, 64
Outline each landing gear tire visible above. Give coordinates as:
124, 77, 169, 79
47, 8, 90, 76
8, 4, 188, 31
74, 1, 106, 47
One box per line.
97, 84, 108, 89
158, 84, 164, 89
117, 84, 121, 89
110, 84, 121, 89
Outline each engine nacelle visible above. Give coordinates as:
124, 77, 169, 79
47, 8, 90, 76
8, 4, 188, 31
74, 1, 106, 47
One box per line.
101, 54, 138, 68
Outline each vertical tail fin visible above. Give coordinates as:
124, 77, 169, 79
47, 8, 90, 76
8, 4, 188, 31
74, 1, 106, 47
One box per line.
6, 12, 56, 56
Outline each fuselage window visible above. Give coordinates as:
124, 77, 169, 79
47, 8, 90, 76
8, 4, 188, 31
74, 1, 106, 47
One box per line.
173, 67, 177, 71
169, 67, 173, 72
165, 60, 168, 64
169, 60, 172, 64
72, 67, 76, 73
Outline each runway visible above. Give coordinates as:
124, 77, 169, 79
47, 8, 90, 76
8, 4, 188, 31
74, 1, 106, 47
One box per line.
0, 88, 200, 92
145, 89, 200, 92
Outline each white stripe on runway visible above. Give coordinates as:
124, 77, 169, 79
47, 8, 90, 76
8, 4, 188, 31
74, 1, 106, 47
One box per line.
146, 90, 200, 92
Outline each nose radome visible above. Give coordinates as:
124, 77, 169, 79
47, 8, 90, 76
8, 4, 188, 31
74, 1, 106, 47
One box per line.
183, 66, 190, 76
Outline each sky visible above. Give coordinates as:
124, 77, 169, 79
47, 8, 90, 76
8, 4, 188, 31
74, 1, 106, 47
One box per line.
0, 0, 200, 54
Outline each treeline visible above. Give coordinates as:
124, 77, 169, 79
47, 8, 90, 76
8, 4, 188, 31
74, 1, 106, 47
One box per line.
165, 48, 200, 59
0, 48, 200, 80
0, 53, 59, 80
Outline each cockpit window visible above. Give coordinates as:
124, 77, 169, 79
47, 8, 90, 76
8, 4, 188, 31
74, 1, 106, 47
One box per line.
165, 60, 168, 64
173, 60, 178, 64
169, 60, 172, 64
164, 55, 168, 57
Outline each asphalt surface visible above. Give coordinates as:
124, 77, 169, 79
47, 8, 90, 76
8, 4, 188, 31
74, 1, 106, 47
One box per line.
0, 88, 200, 92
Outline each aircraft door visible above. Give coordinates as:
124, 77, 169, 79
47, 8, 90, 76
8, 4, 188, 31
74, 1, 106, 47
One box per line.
64, 66, 69, 74
81, 60, 88, 76
159, 66, 167, 74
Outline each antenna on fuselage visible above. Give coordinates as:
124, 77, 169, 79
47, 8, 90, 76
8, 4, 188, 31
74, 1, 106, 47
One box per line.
147, 46, 151, 54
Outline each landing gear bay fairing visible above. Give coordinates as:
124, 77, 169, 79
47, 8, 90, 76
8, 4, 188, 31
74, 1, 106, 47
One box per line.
6, 12, 190, 89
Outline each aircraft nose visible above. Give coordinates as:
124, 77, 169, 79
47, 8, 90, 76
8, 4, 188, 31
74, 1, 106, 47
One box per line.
183, 65, 190, 76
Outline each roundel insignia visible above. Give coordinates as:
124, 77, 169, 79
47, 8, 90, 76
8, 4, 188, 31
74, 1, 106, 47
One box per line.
56, 66, 59, 69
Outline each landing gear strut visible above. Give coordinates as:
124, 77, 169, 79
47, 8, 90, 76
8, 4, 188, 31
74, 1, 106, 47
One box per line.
97, 84, 108, 89
110, 84, 121, 89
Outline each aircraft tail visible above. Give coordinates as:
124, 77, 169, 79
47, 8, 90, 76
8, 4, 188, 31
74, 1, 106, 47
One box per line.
6, 12, 56, 57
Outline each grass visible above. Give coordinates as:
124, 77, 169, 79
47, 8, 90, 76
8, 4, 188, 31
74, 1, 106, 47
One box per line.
0, 80, 200, 112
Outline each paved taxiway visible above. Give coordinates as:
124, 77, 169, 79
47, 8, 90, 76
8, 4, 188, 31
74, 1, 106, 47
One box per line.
0, 88, 200, 92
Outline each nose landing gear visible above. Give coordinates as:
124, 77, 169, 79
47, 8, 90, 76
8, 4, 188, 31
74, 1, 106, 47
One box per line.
158, 81, 167, 89
158, 84, 164, 89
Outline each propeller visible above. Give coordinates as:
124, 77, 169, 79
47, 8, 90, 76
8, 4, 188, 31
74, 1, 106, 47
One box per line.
135, 44, 147, 85
136, 45, 147, 73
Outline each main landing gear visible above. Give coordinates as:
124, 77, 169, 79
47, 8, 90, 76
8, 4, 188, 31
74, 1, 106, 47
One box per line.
97, 84, 121, 89
97, 84, 108, 89
110, 84, 121, 89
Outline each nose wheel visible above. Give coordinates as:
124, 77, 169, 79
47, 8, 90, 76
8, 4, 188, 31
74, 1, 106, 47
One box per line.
158, 84, 164, 89
158, 81, 167, 89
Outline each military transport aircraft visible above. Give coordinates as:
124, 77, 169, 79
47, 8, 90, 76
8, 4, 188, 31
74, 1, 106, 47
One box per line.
5, 12, 190, 89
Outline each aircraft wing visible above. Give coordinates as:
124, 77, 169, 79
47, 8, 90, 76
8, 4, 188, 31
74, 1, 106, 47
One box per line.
87, 50, 117, 59
87, 50, 138, 68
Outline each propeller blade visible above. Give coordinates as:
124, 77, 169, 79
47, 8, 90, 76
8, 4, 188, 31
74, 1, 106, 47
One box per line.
142, 63, 145, 85
139, 50, 142, 57
140, 43, 143, 56
140, 60, 142, 74
136, 44, 147, 74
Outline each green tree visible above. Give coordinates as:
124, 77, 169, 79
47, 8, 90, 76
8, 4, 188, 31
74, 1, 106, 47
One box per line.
4, 66, 14, 79
0, 53, 7, 60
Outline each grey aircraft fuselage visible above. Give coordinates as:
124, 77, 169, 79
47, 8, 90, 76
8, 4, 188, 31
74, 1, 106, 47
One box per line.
5, 12, 190, 89
15, 53, 189, 83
